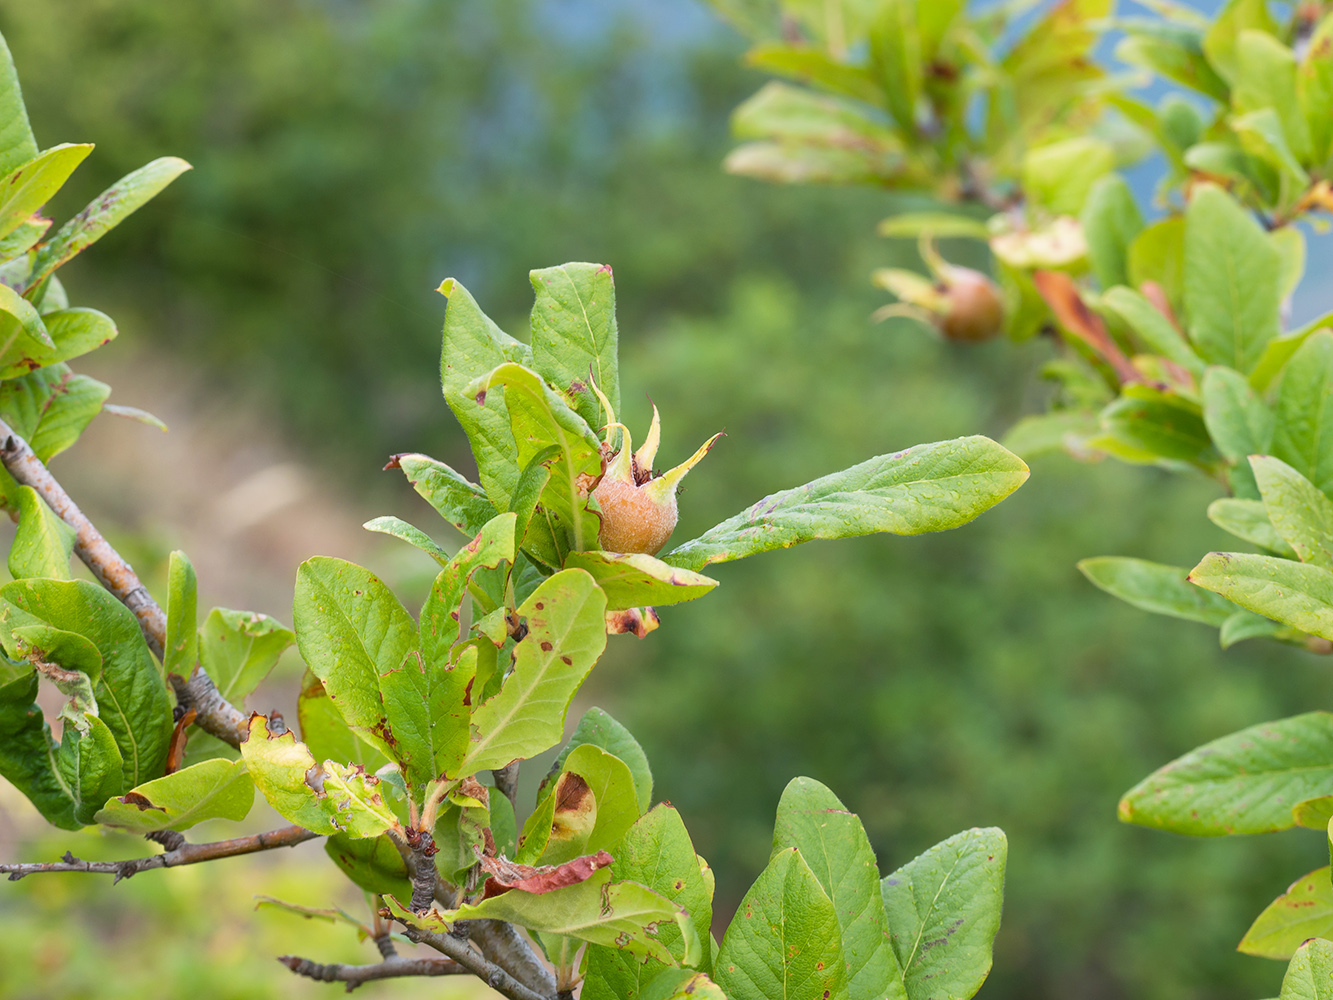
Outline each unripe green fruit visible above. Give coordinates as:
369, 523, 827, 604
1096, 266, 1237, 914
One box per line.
939, 268, 1004, 343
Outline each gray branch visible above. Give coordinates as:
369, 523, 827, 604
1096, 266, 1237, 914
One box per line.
0, 825, 318, 883
279, 953, 465, 991
0, 417, 249, 747
470, 919, 558, 998
405, 925, 553, 1000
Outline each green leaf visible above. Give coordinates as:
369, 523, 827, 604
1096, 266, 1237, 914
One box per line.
663, 436, 1028, 573
1219, 608, 1285, 647
1233, 30, 1311, 164
881, 827, 1006, 1000
25, 157, 191, 291
1101, 287, 1202, 376
325, 832, 412, 899
384, 513, 515, 784
1278, 938, 1333, 998
241, 715, 396, 838
396, 868, 698, 966
439, 277, 532, 507
582, 804, 716, 999
1201, 365, 1274, 466
724, 141, 890, 185
1301, 15, 1333, 169
390, 453, 498, 539
552, 707, 653, 814
94, 757, 254, 833
462, 568, 608, 774
0, 670, 79, 828
199, 608, 294, 704
868, 0, 921, 134
732, 82, 901, 155
1114, 26, 1228, 101
1077, 556, 1236, 626
0, 143, 92, 242
529, 263, 619, 430
32, 308, 118, 370
744, 43, 884, 105
1099, 390, 1216, 466
1274, 331, 1333, 495
28, 373, 109, 462
1233, 108, 1308, 211
1119, 711, 1333, 835
1000, 411, 1100, 459
1183, 184, 1282, 372
773, 777, 905, 1000
293, 557, 417, 760
1127, 217, 1186, 320
1080, 176, 1143, 292
1240, 867, 1333, 959
564, 551, 719, 610
296, 671, 390, 774
1203, 0, 1276, 87
1208, 498, 1296, 556
0, 31, 37, 177
466, 362, 602, 556
1294, 796, 1333, 830
57, 710, 123, 827
1189, 551, 1333, 640
164, 551, 198, 679
7, 485, 73, 580
0, 578, 170, 788
1023, 138, 1115, 217
363, 515, 449, 566
877, 212, 991, 241
716, 846, 847, 1000
522, 743, 640, 867
1252, 456, 1333, 567
1250, 313, 1333, 392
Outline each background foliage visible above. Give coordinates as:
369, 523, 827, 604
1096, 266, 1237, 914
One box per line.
0, 1, 1329, 998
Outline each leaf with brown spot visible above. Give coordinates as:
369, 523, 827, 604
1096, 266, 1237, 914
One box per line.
479, 848, 614, 897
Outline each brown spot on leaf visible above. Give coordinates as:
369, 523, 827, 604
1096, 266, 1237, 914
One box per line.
540, 641, 553, 652
478, 849, 614, 898
119, 792, 166, 813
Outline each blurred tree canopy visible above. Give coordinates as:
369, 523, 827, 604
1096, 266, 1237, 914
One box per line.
0, 1, 1326, 998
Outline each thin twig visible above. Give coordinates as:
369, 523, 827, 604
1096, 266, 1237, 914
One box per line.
405, 925, 553, 1000
0, 417, 249, 747
279, 953, 465, 991
0, 824, 318, 882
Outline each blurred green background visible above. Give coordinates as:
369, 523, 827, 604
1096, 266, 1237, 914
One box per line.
1, 1, 1331, 998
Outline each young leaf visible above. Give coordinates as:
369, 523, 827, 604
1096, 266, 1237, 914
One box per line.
439, 278, 532, 507
881, 827, 1007, 1000
1099, 390, 1216, 466
1252, 456, 1333, 567
564, 551, 719, 609
199, 608, 294, 704
552, 707, 653, 814
383, 513, 515, 784
7, 485, 73, 580
1292, 796, 1333, 831
1078, 556, 1236, 626
1301, 15, 1333, 169
389, 453, 499, 539
0, 31, 37, 177
0, 578, 171, 788
363, 515, 449, 566
1233, 30, 1311, 165
1202, 0, 1276, 86
1274, 331, 1333, 495
522, 744, 640, 867
582, 804, 717, 999
1188, 551, 1333, 639
1080, 175, 1143, 291
638, 970, 726, 1000
293, 557, 417, 759
773, 777, 905, 1000
465, 362, 602, 555
715, 846, 847, 1000
164, 551, 198, 679
1183, 184, 1281, 372
94, 757, 254, 833
1101, 286, 1201, 376
663, 436, 1028, 573
57, 708, 123, 827
1277, 938, 1333, 998
1119, 711, 1333, 834
462, 568, 608, 774
529, 263, 619, 429
1201, 366, 1274, 465
0, 143, 92, 241
1239, 867, 1333, 959
25, 157, 191, 291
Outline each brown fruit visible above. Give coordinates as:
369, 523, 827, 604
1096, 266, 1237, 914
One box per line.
939, 268, 1004, 342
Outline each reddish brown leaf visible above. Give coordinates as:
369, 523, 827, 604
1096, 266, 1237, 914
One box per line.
479, 849, 614, 899
165, 708, 197, 775
1033, 270, 1143, 385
